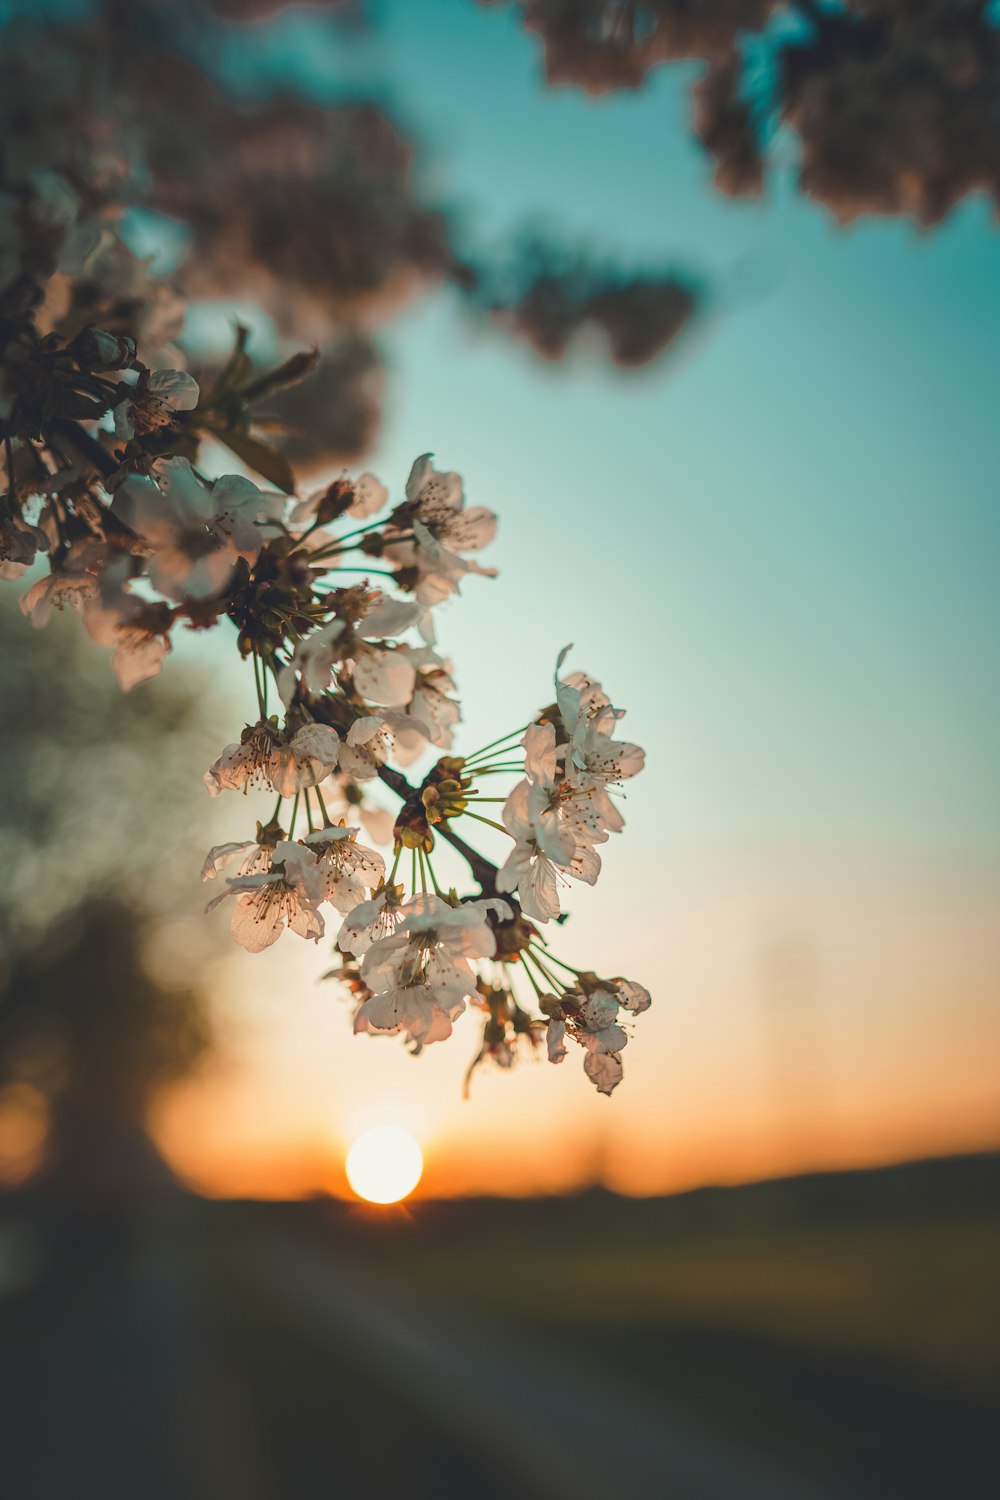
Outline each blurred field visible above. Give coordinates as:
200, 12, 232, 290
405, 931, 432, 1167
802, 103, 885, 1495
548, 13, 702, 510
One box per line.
213, 1151, 1000, 1497
2, 1152, 998, 1498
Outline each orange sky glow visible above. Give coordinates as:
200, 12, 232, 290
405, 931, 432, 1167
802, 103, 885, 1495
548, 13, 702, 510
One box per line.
148, 844, 1000, 1202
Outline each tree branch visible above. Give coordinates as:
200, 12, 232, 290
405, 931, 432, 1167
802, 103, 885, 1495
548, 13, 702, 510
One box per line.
50, 419, 118, 480
377, 762, 503, 897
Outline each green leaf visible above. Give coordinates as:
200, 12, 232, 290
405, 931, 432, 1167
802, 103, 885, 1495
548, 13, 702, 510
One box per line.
210, 324, 253, 402
239, 348, 319, 404
214, 428, 297, 494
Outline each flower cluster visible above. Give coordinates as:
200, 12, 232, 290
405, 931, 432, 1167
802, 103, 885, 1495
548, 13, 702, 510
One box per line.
0, 1, 651, 1099
201, 587, 650, 1094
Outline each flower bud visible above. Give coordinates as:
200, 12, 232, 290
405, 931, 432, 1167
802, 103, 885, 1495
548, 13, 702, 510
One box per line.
72, 326, 137, 371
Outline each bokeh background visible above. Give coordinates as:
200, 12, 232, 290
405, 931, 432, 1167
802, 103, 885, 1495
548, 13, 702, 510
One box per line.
1, 2, 998, 1497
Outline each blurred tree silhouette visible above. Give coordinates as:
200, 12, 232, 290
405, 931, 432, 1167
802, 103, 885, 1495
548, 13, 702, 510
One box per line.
485, 1, 1000, 226
0, 901, 209, 1202
0, 0, 706, 486
4, 0, 990, 497
0, 598, 223, 1197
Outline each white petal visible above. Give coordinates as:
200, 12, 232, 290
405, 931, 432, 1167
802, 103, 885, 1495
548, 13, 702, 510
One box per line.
583, 1050, 623, 1095
201, 841, 254, 881
347, 472, 388, 519
148, 369, 200, 411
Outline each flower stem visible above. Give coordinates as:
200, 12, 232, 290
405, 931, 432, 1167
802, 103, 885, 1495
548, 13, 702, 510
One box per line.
424, 851, 445, 897
313, 781, 331, 826
463, 726, 528, 766
288, 792, 300, 839
462, 811, 510, 835
319, 567, 397, 580
522, 947, 561, 994
327, 516, 386, 547
531, 946, 579, 977
518, 954, 546, 1000
252, 651, 266, 718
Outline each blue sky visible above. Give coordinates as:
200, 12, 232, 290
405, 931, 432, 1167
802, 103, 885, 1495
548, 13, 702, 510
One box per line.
161, 0, 1000, 1193
332, 0, 1000, 862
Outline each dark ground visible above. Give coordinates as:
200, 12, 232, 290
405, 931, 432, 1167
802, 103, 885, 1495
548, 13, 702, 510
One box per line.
1, 1152, 997, 1499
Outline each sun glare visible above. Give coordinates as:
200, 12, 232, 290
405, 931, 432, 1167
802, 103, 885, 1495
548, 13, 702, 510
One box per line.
346, 1126, 424, 1204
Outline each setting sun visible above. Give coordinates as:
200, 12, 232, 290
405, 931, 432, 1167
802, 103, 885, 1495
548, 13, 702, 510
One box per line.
345, 1126, 424, 1204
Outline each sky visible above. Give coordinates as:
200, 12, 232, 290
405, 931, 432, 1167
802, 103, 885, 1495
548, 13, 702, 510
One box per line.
151, 0, 1000, 1199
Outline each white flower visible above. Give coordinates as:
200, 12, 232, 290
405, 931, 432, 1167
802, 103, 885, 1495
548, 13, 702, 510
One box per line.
83, 598, 172, 692
200, 830, 278, 882
81, 557, 173, 692
555, 648, 620, 744
385, 521, 497, 607
208, 472, 285, 560
337, 882, 407, 957
290, 470, 387, 528
360, 594, 423, 638
336, 716, 388, 781
336, 714, 430, 780
348, 471, 389, 519
352, 644, 416, 707
522, 721, 558, 786
112, 458, 282, 602
497, 771, 609, 921
509, 652, 647, 853
407, 648, 461, 748
403, 455, 498, 553
547, 976, 652, 1096
277, 619, 347, 706
546, 1015, 568, 1064
357, 895, 511, 1042
583, 1051, 624, 1095
496, 779, 573, 923
20, 539, 107, 627
517, 719, 616, 851
609, 977, 652, 1014
204, 719, 340, 797
302, 825, 386, 914
577, 989, 629, 1055
114, 369, 199, 441
206, 840, 325, 952
354, 983, 463, 1047
555, 648, 645, 791
277, 592, 424, 710
0, 516, 49, 581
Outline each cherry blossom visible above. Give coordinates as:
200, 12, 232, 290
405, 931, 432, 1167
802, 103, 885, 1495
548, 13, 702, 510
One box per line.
543, 974, 651, 1095
0, 89, 652, 1098
357, 895, 511, 1044
0, 515, 48, 581
402, 455, 498, 554
204, 720, 341, 797
337, 882, 407, 957
112, 459, 281, 602
113, 368, 199, 441
302, 824, 386, 914
20, 539, 107, 628
205, 840, 326, 952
